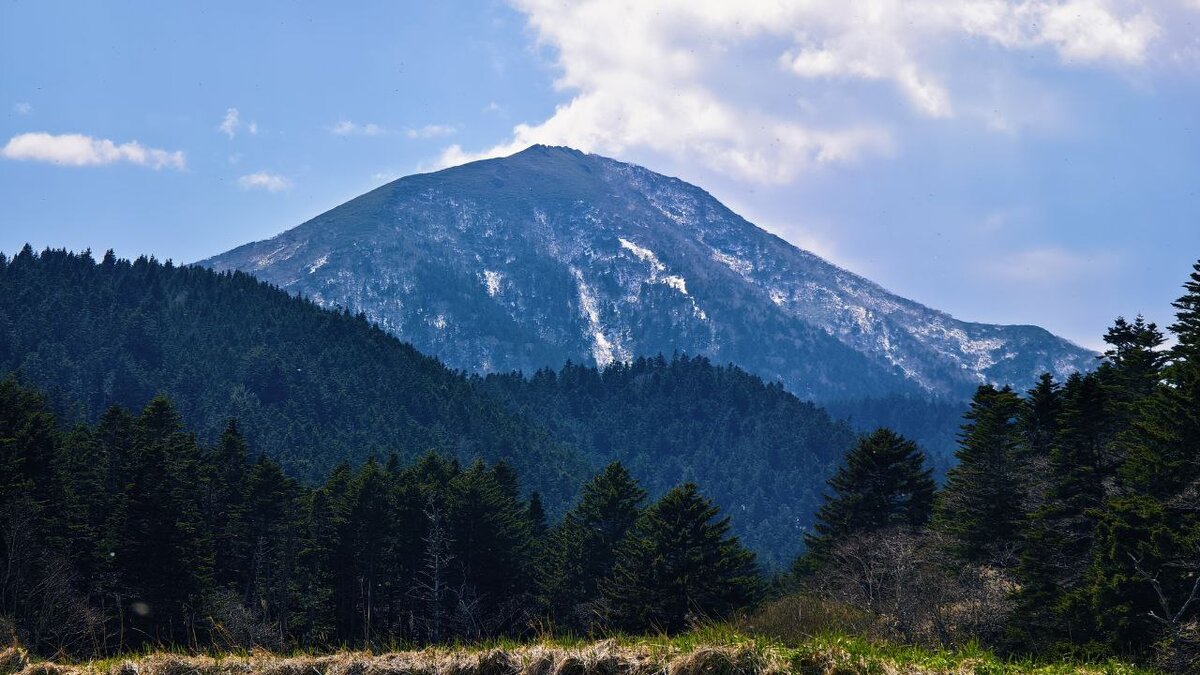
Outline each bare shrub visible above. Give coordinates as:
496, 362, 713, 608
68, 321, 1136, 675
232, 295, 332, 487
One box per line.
1155, 618, 1200, 674
205, 590, 278, 652
805, 527, 1013, 647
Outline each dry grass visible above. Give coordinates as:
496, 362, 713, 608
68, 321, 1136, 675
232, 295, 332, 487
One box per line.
0, 636, 1156, 675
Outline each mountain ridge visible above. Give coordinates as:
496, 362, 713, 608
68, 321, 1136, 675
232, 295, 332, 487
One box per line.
200, 145, 1095, 399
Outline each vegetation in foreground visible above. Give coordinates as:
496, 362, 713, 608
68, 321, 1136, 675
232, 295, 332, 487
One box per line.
0, 625, 1156, 675
2, 253, 1199, 674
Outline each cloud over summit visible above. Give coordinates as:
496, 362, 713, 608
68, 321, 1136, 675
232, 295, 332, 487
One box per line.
439, 0, 1181, 184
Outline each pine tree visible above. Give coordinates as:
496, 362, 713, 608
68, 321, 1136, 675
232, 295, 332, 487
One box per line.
603, 483, 759, 633
934, 384, 1025, 564
207, 421, 250, 593
1085, 261, 1200, 653
799, 428, 934, 568
1010, 372, 1110, 649
538, 462, 646, 630
446, 460, 533, 636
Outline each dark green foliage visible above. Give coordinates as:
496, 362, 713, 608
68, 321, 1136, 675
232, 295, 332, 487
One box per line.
799, 429, 934, 569
5, 247, 905, 567
604, 483, 759, 632
0, 247, 586, 508
934, 385, 1026, 564
477, 356, 858, 567
0, 378, 760, 654
1082, 265, 1200, 655
538, 462, 647, 631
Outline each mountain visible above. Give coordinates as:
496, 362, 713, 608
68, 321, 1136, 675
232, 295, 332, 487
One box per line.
200, 145, 1095, 400
0, 247, 862, 564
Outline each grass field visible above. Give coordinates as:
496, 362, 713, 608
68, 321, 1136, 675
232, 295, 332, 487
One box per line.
0, 628, 1156, 675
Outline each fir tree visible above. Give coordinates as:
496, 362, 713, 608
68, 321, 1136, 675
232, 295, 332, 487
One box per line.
603, 483, 759, 633
934, 384, 1025, 564
539, 462, 646, 630
800, 428, 934, 567
1085, 261, 1200, 653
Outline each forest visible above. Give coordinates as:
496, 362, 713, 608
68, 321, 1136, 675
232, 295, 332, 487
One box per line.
1, 253, 1198, 672
0, 246, 906, 567
0, 381, 756, 654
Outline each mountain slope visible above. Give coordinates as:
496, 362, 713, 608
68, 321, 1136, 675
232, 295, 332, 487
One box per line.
475, 356, 858, 567
0, 247, 861, 563
201, 145, 1094, 400
0, 246, 586, 506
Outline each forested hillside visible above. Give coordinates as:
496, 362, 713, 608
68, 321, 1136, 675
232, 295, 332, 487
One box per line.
476, 357, 857, 566
0, 246, 587, 506
0, 247, 859, 565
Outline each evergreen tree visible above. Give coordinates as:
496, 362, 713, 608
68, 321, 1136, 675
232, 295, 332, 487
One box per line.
604, 483, 759, 633
207, 421, 250, 593
799, 428, 934, 567
1085, 261, 1200, 653
538, 462, 646, 630
934, 385, 1025, 564
1011, 372, 1110, 649
447, 460, 533, 636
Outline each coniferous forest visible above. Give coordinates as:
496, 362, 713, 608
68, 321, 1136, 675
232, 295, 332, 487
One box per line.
1, 250, 1199, 671
0, 247, 867, 567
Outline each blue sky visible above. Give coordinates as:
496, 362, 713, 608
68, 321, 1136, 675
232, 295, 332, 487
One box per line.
2, 1, 1198, 350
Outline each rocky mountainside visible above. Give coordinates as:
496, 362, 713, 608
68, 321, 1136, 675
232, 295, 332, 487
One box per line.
200, 145, 1094, 399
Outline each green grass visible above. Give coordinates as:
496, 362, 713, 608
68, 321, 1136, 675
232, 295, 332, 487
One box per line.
2, 627, 1159, 675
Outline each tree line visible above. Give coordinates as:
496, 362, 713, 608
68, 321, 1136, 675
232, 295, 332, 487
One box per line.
794, 260, 1200, 670
0, 385, 758, 656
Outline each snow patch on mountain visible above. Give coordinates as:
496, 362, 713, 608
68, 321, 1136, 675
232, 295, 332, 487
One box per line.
712, 249, 753, 277
482, 269, 503, 297
571, 266, 627, 368
619, 238, 665, 272
307, 254, 329, 274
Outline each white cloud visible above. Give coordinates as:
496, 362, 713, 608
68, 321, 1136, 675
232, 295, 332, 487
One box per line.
1, 132, 186, 170
406, 124, 456, 139
438, 0, 1176, 183
330, 120, 386, 136
237, 171, 291, 192
13, 102, 32, 116
219, 107, 257, 139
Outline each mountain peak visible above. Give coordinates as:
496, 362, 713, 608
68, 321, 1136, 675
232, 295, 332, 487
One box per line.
199, 149, 1094, 399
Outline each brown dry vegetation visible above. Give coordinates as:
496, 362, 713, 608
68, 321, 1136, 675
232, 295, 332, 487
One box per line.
0, 636, 1155, 675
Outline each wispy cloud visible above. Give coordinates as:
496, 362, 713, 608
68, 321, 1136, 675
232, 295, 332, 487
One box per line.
330, 120, 386, 136
12, 102, 32, 116
237, 171, 291, 192
406, 124, 456, 139
219, 107, 257, 139
978, 247, 1120, 284
1, 132, 186, 170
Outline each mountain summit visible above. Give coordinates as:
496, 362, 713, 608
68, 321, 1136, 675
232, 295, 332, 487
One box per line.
200, 145, 1093, 399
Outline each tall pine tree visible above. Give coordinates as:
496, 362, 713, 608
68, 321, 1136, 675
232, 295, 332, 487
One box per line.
799, 428, 934, 569
603, 483, 758, 633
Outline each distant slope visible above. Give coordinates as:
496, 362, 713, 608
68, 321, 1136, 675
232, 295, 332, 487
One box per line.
0, 246, 587, 507
1, 247, 872, 564
200, 145, 1094, 400
475, 356, 858, 567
